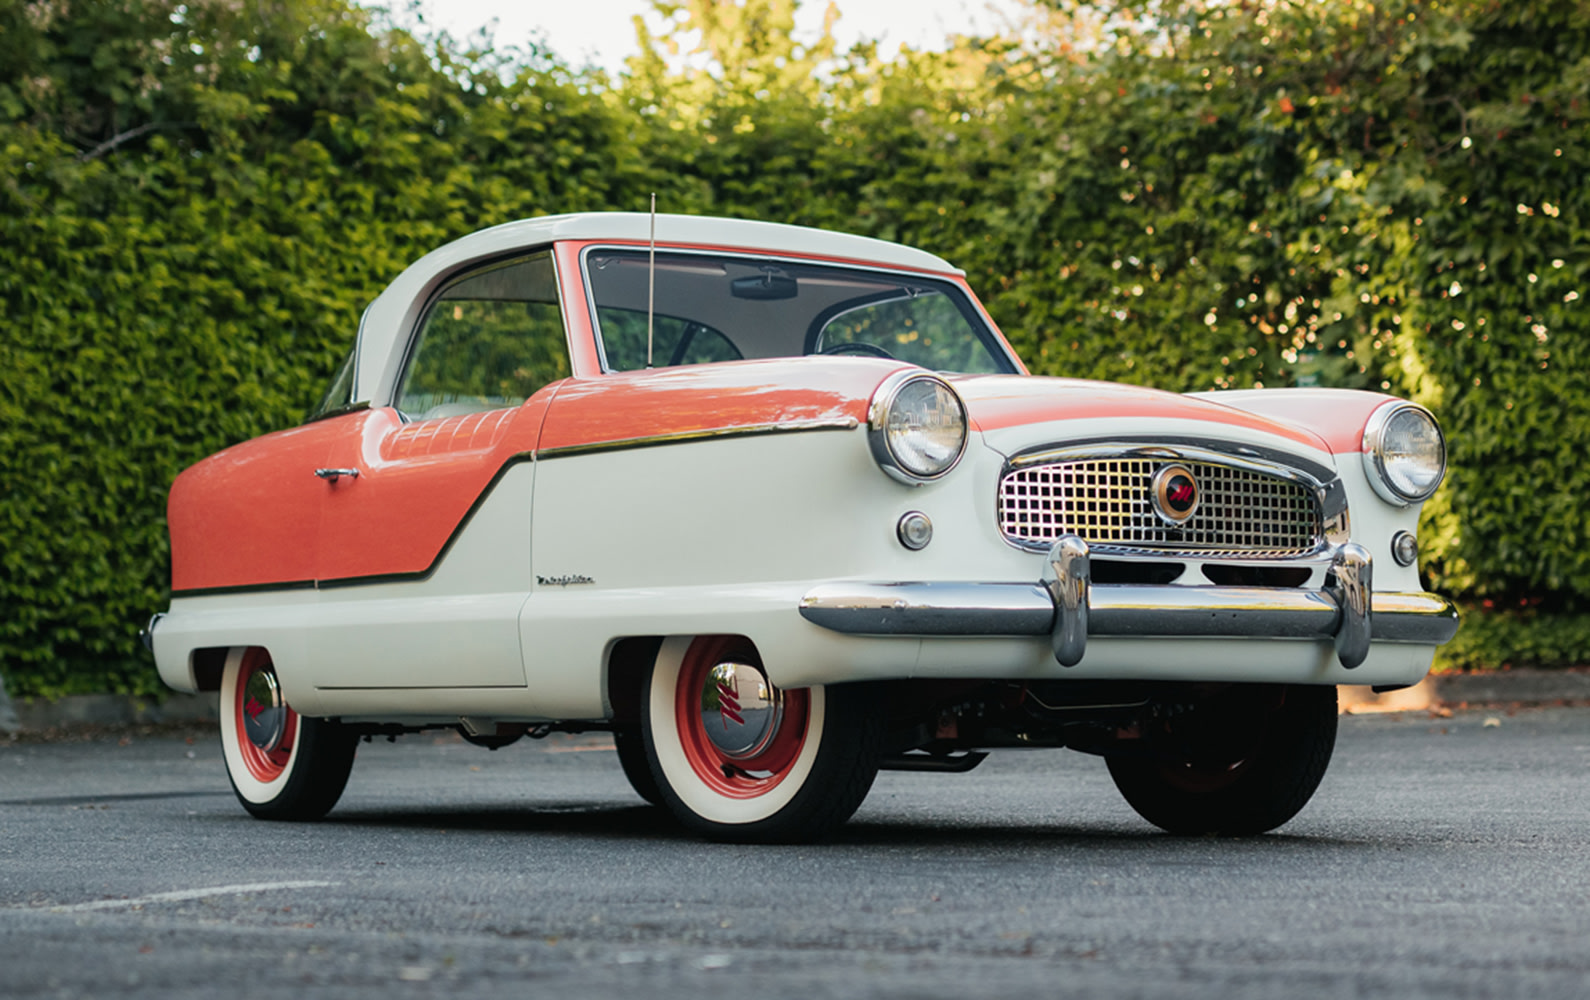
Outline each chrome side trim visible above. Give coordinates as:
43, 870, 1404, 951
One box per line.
536, 418, 859, 460
798, 582, 1057, 635
798, 580, 1460, 651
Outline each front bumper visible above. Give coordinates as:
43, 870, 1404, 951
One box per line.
798, 535, 1459, 670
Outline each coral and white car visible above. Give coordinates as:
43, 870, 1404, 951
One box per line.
149, 213, 1458, 841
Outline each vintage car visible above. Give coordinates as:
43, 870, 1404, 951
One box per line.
148, 213, 1459, 842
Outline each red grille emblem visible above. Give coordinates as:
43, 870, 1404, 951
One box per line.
1153, 464, 1200, 523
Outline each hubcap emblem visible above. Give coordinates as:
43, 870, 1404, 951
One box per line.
1151, 464, 1200, 524
701, 662, 782, 760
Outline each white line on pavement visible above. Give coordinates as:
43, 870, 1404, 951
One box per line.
21, 880, 339, 913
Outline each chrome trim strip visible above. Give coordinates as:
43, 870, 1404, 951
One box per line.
798, 582, 1057, 635
798, 582, 1460, 648
537, 418, 860, 460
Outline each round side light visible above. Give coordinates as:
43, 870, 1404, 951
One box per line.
897, 511, 934, 550
1392, 531, 1419, 567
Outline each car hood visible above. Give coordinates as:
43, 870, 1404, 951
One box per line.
534, 360, 1338, 469
949, 374, 1337, 465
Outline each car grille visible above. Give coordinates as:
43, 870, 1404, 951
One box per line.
998, 458, 1323, 558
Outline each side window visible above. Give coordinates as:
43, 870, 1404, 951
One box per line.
396, 253, 571, 420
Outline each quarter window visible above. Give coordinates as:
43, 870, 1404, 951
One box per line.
397, 253, 570, 420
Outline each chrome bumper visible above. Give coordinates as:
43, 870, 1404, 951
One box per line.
798, 535, 1459, 670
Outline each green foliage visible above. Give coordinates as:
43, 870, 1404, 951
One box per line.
3, 0, 1587, 695
0, 0, 645, 696
1435, 603, 1590, 673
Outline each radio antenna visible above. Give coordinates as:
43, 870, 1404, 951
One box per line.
646, 193, 657, 369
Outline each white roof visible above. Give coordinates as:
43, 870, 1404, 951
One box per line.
354, 213, 962, 403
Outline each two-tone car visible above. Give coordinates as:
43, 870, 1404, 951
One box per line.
148, 213, 1458, 841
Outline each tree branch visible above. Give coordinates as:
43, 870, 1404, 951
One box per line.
77, 121, 201, 162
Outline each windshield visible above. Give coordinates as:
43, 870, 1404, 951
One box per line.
585, 249, 1016, 374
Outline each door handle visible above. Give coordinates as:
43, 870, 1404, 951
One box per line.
314, 468, 361, 482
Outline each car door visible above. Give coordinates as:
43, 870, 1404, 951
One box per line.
300, 251, 571, 689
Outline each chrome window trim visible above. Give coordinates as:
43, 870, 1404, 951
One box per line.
1360, 400, 1446, 506
577, 243, 1023, 375
867, 370, 969, 485
998, 439, 1349, 558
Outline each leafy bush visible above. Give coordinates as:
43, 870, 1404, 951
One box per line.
2, 0, 1585, 696
0, 0, 645, 695
1436, 604, 1590, 673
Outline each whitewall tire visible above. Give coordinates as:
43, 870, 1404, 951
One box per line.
641, 635, 881, 843
219, 647, 357, 821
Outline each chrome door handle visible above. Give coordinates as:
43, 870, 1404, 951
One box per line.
314, 468, 361, 482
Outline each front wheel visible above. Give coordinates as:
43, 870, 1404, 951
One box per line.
1106, 684, 1337, 836
219, 647, 357, 821
641, 635, 882, 843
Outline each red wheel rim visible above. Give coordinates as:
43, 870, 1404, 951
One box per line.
674, 637, 810, 799
234, 648, 299, 783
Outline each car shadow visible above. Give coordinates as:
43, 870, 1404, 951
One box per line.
312, 801, 1376, 851
324, 802, 693, 839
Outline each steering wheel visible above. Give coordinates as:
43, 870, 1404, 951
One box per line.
817, 341, 895, 359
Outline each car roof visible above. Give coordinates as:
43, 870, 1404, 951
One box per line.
354, 213, 963, 404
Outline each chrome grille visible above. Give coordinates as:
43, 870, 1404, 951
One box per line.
998, 458, 1322, 558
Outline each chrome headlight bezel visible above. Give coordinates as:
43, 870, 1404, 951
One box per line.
867, 371, 968, 484
1361, 401, 1446, 506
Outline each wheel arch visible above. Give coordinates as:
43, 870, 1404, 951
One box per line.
604, 636, 664, 724
191, 646, 228, 692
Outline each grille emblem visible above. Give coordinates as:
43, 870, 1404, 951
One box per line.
1152, 464, 1200, 524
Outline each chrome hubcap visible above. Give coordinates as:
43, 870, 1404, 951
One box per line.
699, 661, 782, 760
242, 666, 286, 752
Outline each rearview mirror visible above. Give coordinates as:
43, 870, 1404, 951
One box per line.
731, 272, 798, 300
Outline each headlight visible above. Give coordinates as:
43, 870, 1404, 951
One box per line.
1362, 401, 1446, 504
868, 372, 968, 483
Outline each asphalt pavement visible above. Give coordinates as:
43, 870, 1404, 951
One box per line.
2, 706, 1588, 998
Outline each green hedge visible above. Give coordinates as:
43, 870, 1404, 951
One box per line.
1436, 605, 1590, 673
2, 0, 1587, 696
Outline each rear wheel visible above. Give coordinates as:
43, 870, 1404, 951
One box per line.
219, 647, 357, 821
641, 635, 881, 843
1106, 684, 1337, 835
